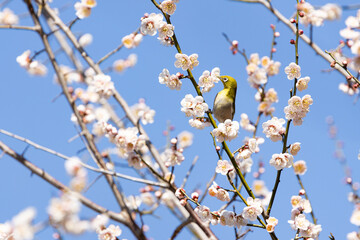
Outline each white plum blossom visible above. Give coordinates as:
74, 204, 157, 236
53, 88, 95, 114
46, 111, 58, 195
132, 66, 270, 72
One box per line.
296, 76, 310, 91
0, 8, 19, 25
262, 117, 286, 142
177, 131, 193, 149
180, 94, 208, 117
78, 33, 93, 47
294, 214, 310, 231
285, 62, 301, 80
266, 217, 278, 233
236, 157, 253, 173
284, 95, 313, 126
198, 67, 220, 93
212, 119, 239, 142
16, 50, 31, 68
216, 188, 230, 202
321, 3, 341, 20
140, 13, 163, 36
269, 153, 293, 170
158, 22, 174, 39
290, 196, 312, 213
347, 231, 360, 240
174, 53, 199, 71
162, 148, 185, 167
215, 160, 233, 175
194, 205, 211, 222
127, 152, 145, 169
160, 0, 177, 15
122, 33, 143, 49
350, 206, 360, 226
97, 224, 121, 240
220, 211, 235, 226
235, 214, 248, 228
248, 67, 268, 86
91, 74, 114, 98
339, 82, 359, 96
158, 68, 182, 90
28, 61, 47, 76
242, 197, 263, 221
252, 180, 269, 196
131, 98, 156, 125
290, 142, 301, 155
189, 118, 210, 129
293, 160, 307, 175
74, 2, 91, 19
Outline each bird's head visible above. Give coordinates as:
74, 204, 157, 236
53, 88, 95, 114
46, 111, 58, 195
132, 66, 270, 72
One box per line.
218, 75, 237, 89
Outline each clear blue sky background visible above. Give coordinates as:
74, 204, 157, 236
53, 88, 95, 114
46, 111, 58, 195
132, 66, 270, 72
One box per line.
1, 0, 360, 239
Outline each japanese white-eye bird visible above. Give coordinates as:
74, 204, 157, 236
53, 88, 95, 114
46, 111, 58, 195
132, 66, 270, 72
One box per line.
213, 75, 237, 123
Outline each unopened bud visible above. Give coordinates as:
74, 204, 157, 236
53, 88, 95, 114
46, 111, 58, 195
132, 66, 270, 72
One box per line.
299, 189, 306, 195
271, 48, 277, 53
232, 40, 238, 47
342, 60, 348, 68
290, 39, 295, 44
270, 24, 275, 30
346, 76, 352, 81
216, 146, 221, 151
330, 61, 336, 68
346, 177, 352, 184
170, 138, 177, 145
299, 29, 304, 35
274, 32, 280, 37
299, 11, 305, 17
191, 192, 199, 201
290, 18, 296, 23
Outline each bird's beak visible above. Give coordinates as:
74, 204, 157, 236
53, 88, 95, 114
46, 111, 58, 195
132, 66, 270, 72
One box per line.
217, 76, 223, 82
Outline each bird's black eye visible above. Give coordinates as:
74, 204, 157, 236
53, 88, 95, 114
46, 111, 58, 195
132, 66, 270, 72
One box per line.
223, 77, 228, 82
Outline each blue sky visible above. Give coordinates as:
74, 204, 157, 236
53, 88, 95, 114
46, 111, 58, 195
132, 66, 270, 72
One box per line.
1, 0, 360, 239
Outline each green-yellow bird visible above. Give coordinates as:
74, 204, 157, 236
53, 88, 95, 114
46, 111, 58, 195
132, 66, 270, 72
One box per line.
213, 75, 237, 123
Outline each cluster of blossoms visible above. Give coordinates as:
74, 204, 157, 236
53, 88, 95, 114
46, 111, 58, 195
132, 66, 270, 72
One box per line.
71, 104, 110, 125
113, 54, 138, 73
338, 10, 360, 96
122, 33, 143, 49
0, 8, 19, 25
297, 2, 341, 27
65, 157, 88, 192
158, 68, 182, 90
16, 50, 47, 76
55, 65, 82, 84
74, 0, 97, 19
209, 182, 231, 202
48, 192, 122, 238
88, 74, 115, 98
161, 138, 185, 167
285, 62, 311, 91
180, 94, 211, 129
130, 98, 156, 125
47, 193, 89, 234
269, 153, 294, 170
174, 53, 199, 71
246, 53, 281, 87
0, 207, 37, 240
234, 137, 261, 161
288, 194, 322, 239
102, 122, 147, 159
255, 87, 279, 115
198, 67, 220, 93
140, 10, 176, 46
262, 117, 286, 142
212, 119, 239, 142
284, 94, 313, 126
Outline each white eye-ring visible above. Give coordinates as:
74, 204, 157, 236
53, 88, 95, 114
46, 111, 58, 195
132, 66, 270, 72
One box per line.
223, 77, 229, 82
